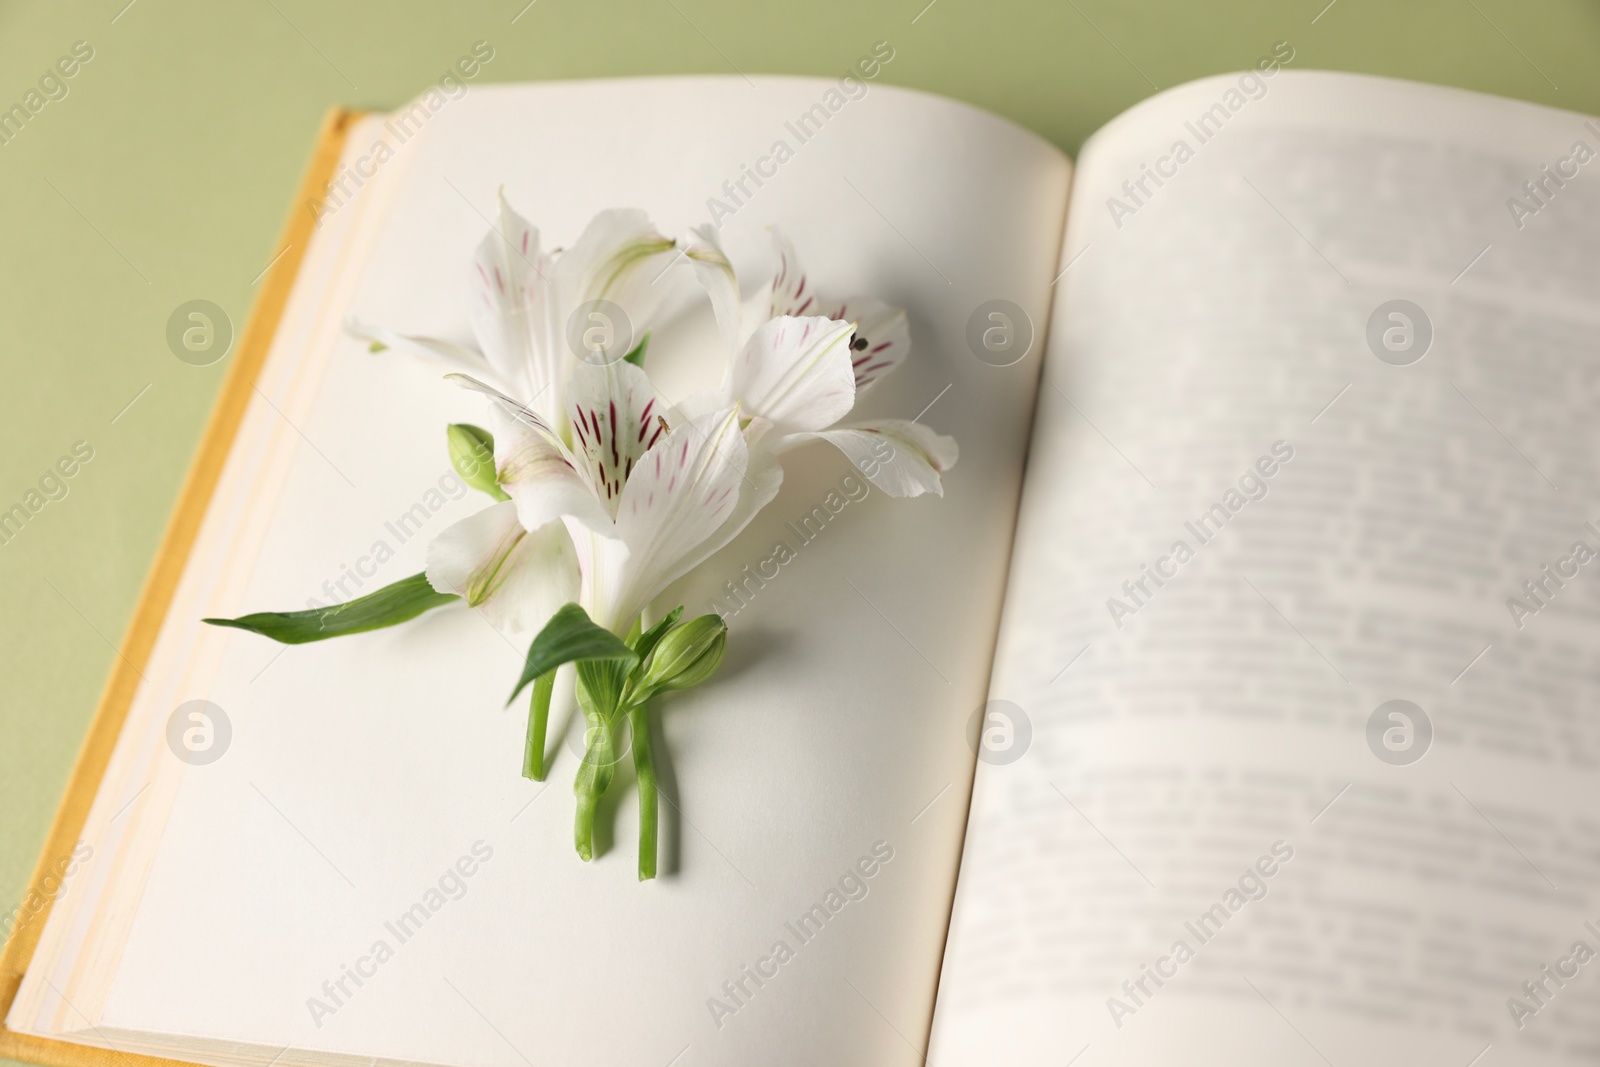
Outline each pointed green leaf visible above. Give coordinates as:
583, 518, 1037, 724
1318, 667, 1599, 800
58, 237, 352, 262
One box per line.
620, 606, 684, 705
203, 572, 456, 645
508, 603, 639, 705
630, 605, 684, 661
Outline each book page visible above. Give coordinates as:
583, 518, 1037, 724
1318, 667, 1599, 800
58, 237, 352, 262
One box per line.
9, 77, 1070, 1067
931, 70, 1600, 1066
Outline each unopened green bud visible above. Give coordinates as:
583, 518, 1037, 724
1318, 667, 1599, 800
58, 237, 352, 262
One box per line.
448, 423, 508, 501
639, 615, 727, 696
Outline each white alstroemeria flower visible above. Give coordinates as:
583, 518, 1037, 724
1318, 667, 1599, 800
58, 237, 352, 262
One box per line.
686, 227, 958, 497
450, 361, 782, 633
349, 193, 679, 438
349, 197, 679, 635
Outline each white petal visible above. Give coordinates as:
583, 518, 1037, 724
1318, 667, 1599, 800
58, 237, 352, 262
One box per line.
602, 408, 754, 628
595, 435, 780, 629
562, 520, 632, 635
674, 433, 783, 572
765, 231, 911, 393
768, 229, 821, 317
425, 502, 578, 637
343, 316, 506, 390
685, 223, 742, 359
738, 277, 775, 350
565, 360, 667, 517
468, 192, 561, 417
804, 419, 959, 498
727, 315, 858, 435
554, 208, 679, 342
831, 296, 910, 393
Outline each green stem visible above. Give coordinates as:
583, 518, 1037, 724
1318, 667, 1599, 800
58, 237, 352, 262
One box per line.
575, 785, 599, 862
522, 671, 554, 781
573, 706, 613, 863
629, 703, 657, 881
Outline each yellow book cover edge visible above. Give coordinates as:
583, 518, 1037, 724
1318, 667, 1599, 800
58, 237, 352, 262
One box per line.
0, 106, 363, 1067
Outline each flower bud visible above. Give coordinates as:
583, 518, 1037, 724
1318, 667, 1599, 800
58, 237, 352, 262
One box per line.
639, 615, 727, 696
447, 423, 507, 501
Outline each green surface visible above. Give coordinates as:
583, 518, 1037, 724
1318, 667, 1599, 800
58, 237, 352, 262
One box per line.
0, 0, 1596, 1037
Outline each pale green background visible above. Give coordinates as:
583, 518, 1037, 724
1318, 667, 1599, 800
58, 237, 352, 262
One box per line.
0, 0, 1596, 1040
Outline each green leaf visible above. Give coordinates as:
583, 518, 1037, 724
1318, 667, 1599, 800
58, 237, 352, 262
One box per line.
630, 606, 684, 661
622, 330, 651, 368
203, 572, 456, 645
576, 657, 631, 720
619, 606, 684, 706
508, 603, 639, 705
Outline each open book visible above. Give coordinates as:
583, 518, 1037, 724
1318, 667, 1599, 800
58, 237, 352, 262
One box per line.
6, 61, 1600, 1067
